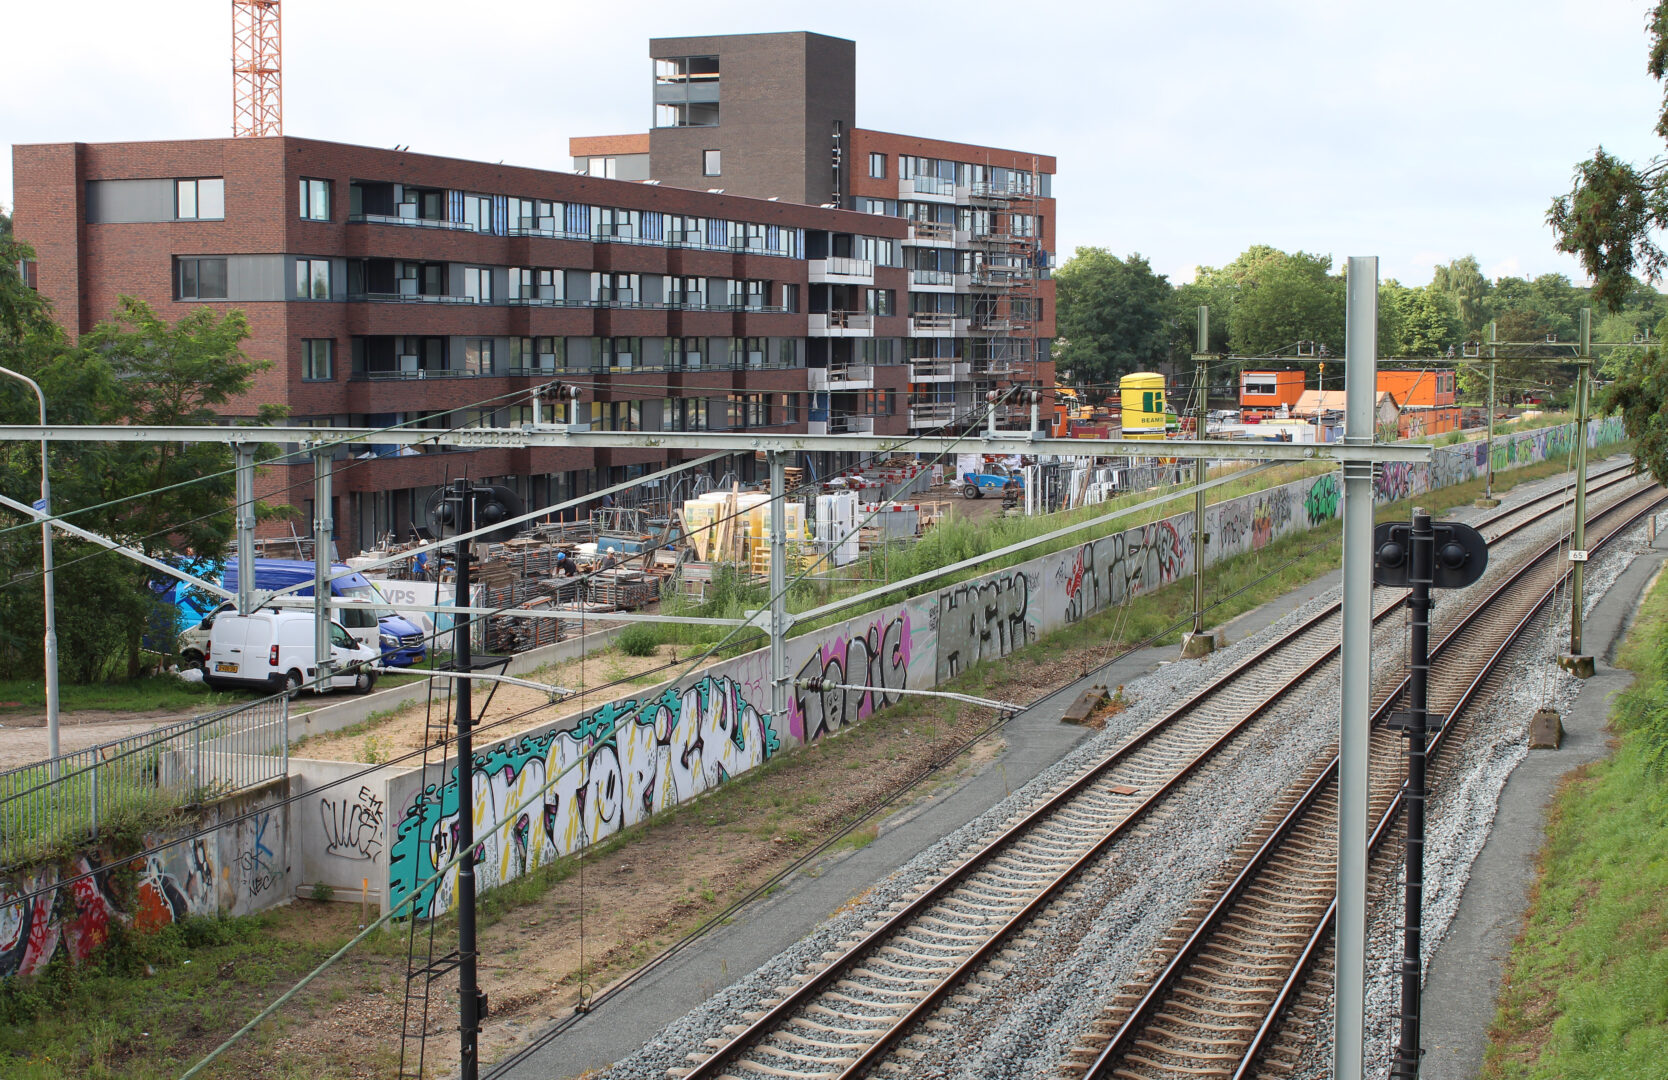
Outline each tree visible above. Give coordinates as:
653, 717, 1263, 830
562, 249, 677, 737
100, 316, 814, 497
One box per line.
0, 204, 11, 238
1206, 247, 1344, 358
0, 280, 283, 680
1547, 5, 1668, 311
1053, 248, 1173, 388
1602, 342, 1668, 487
1431, 255, 1490, 334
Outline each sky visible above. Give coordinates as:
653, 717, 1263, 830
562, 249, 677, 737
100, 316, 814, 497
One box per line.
5, 0, 1665, 288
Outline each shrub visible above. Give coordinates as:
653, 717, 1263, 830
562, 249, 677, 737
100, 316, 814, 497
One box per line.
615, 624, 660, 657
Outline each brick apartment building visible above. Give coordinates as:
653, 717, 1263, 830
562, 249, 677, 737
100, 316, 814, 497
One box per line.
12, 31, 1054, 553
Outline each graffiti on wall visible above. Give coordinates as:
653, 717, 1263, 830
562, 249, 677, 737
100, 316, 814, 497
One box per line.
1304, 473, 1340, 525
321, 785, 386, 862
938, 570, 1034, 679
389, 673, 778, 918
791, 610, 912, 743
1059, 520, 1192, 625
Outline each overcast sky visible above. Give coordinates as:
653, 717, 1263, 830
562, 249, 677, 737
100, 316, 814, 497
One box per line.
6, 0, 1664, 288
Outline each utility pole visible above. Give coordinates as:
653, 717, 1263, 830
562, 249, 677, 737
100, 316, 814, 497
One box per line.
235, 443, 258, 612
1559, 308, 1595, 678
0, 366, 59, 762
1474, 322, 1500, 509
1336, 255, 1379, 1080
311, 449, 333, 680
768, 452, 790, 725
449, 478, 487, 1078
1182, 305, 1215, 658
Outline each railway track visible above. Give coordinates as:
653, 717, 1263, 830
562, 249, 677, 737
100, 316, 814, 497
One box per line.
1068, 479, 1666, 1080
670, 466, 1654, 1080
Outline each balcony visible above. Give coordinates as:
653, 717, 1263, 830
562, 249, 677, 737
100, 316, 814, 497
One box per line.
808, 311, 874, 337
909, 401, 966, 429
347, 212, 476, 232
899, 176, 962, 203
970, 266, 1030, 289
826, 363, 875, 390
808, 257, 875, 285
908, 313, 969, 338
908, 268, 957, 292
909, 358, 970, 383
906, 221, 955, 246
346, 291, 477, 305
827, 414, 876, 435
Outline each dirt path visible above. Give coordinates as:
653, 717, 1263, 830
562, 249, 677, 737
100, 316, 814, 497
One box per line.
0, 709, 205, 770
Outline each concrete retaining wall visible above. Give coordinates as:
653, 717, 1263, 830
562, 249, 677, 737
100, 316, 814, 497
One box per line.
379, 419, 1628, 917
0, 779, 291, 979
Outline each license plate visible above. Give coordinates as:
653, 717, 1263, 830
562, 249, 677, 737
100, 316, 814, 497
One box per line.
215, 661, 239, 673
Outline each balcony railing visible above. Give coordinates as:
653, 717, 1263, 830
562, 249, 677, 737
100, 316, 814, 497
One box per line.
904, 175, 957, 197
347, 291, 477, 304
348, 212, 477, 232
909, 268, 955, 287
827, 414, 877, 434
826, 363, 875, 388
357, 367, 479, 380
809, 311, 874, 334
909, 401, 965, 427
909, 358, 968, 380
908, 221, 954, 243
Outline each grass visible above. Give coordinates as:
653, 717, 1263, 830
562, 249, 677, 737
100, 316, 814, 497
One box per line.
0, 674, 237, 716
0, 907, 388, 1080
1481, 554, 1668, 1079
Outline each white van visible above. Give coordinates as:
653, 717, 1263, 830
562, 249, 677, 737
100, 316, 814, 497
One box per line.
183, 597, 405, 667
202, 609, 380, 696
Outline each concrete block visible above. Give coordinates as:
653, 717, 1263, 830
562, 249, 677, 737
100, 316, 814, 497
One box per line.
1179, 630, 1223, 659
1529, 707, 1563, 749
1557, 653, 1596, 679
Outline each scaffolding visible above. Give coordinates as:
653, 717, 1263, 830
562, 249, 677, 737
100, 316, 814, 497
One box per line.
965, 157, 1047, 428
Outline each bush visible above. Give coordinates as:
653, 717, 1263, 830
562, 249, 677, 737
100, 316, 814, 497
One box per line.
615, 624, 661, 657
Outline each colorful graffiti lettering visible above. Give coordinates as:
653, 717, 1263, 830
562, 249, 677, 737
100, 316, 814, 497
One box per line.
1304, 474, 1340, 525
388, 674, 778, 918
1375, 461, 1413, 502
792, 612, 912, 742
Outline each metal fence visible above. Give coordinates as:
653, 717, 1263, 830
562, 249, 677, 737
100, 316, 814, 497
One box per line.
0, 696, 288, 869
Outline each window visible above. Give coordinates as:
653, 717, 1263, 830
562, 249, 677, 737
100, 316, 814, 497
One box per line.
865, 289, 895, 317
592, 272, 639, 305
781, 283, 799, 313
509, 336, 563, 373
302, 340, 334, 381
778, 392, 799, 424
595, 207, 639, 239
654, 55, 720, 128
299, 178, 331, 221
177, 257, 228, 300
729, 337, 765, 369
1243, 375, 1277, 396
727, 279, 766, 310
703, 149, 721, 176
461, 193, 495, 233
666, 276, 705, 307
667, 214, 706, 246
669, 336, 703, 370
508, 197, 559, 234
463, 266, 493, 303
509, 268, 558, 303
598, 337, 641, 371
868, 152, 886, 179
463, 338, 494, 375
778, 338, 802, 368
176, 178, 225, 220
296, 258, 331, 299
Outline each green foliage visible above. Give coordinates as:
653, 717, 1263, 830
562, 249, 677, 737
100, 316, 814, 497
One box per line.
1053, 248, 1173, 387
1547, 7, 1668, 311
1483, 574, 1668, 1078
310, 882, 336, 903
615, 623, 661, 657
0, 280, 285, 682
1600, 342, 1668, 488
1196, 245, 1345, 358
1431, 255, 1489, 333
1381, 280, 1462, 357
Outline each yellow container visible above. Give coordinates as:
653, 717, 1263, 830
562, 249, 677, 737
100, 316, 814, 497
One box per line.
1120, 372, 1168, 437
